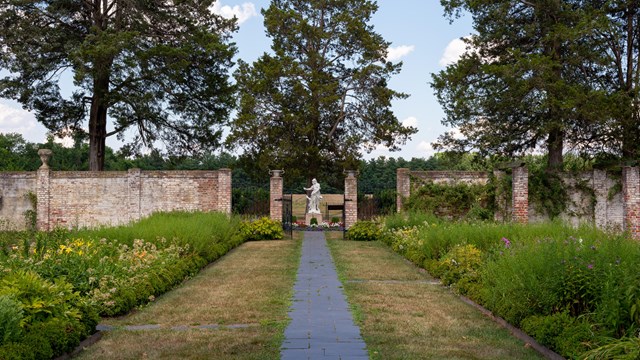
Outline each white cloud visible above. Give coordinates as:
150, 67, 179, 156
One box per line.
386, 45, 415, 62
402, 116, 418, 128
0, 103, 37, 134
439, 37, 470, 67
417, 141, 436, 157
210, 2, 258, 25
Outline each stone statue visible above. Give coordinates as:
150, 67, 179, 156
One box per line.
303, 179, 322, 214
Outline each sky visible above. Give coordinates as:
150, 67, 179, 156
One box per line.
0, 0, 474, 160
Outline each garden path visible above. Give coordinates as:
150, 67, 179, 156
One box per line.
281, 231, 368, 359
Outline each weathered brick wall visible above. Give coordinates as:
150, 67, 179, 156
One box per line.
344, 171, 358, 229
623, 167, 640, 239
528, 170, 624, 231
49, 171, 129, 229
138, 171, 221, 218
512, 167, 529, 223
0, 165, 232, 230
396, 169, 490, 213
396, 168, 411, 213
0, 172, 36, 230
269, 170, 284, 221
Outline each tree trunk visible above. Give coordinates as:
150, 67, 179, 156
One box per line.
546, 127, 564, 171
88, 67, 110, 171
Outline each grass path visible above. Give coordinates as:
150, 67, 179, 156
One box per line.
76, 238, 301, 360
327, 234, 543, 360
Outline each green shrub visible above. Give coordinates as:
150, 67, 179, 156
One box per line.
521, 312, 574, 350
346, 221, 380, 241
428, 244, 483, 288
239, 217, 284, 241
310, 217, 318, 226
521, 312, 593, 358
331, 216, 341, 224
404, 181, 491, 220
0, 294, 23, 344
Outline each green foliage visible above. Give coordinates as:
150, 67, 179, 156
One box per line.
433, 1, 609, 168
0, 295, 23, 344
380, 217, 640, 358
22, 191, 37, 233
0, 211, 245, 357
232, 187, 270, 216
528, 165, 569, 219
582, 336, 640, 360
426, 244, 483, 292
521, 312, 593, 358
0, 0, 238, 170
383, 211, 439, 231
310, 218, 318, 226
228, 0, 416, 182
238, 217, 284, 241
404, 181, 492, 220
346, 221, 381, 241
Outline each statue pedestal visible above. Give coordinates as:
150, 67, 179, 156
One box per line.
305, 213, 323, 226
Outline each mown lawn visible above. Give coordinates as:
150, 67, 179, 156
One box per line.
77, 236, 302, 360
327, 233, 542, 360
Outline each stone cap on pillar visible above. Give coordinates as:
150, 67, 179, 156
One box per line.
38, 149, 52, 169
269, 169, 284, 178
343, 169, 359, 178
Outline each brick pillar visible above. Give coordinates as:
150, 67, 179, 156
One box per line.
128, 168, 142, 223
623, 167, 640, 239
344, 170, 358, 229
217, 168, 232, 214
270, 170, 284, 221
493, 170, 507, 222
397, 168, 410, 212
593, 169, 608, 229
36, 149, 52, 231
512, 166, 528, 223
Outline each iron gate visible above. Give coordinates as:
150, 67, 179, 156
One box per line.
282, 194, 293, 238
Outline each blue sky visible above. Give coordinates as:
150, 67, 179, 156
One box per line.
0, 1, 473, 160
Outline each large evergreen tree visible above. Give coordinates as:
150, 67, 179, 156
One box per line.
0, 0, 237, 170
589, 1, 640, 161
432, 0, 605, 170
227, 0, 416, 185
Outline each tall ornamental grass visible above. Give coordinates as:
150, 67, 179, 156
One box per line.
381, 215, 640, 359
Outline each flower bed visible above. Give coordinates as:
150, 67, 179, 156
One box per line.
292, 221, 344, 231
370, 213, 640, 359
0, 211, 244, 359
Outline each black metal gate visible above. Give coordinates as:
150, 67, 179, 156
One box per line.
282, 194, 293, 238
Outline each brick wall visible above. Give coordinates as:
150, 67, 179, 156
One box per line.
512, 166, 529, 223
270, 170, 284, 221
623, 167, 640, 239
527, 170, 624, 231
344, 171, 358, 229
0, 162, 232, 230
396, 169, 489, 213
0, 172, 36, 230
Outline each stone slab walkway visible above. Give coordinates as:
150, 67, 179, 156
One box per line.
281, 232, 368, 360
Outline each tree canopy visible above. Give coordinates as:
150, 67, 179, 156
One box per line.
432, 0, 614, 170
0, 0, 237, 170
227, 0, 416, 188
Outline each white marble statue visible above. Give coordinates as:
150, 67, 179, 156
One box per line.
303, 179, 322, 214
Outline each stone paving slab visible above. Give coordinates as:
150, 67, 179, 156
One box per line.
281, 232, 368, 359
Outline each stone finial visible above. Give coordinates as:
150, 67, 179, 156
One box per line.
269, 169, 284, 178
38, 149, 52, 169
343, 170, 359, 179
